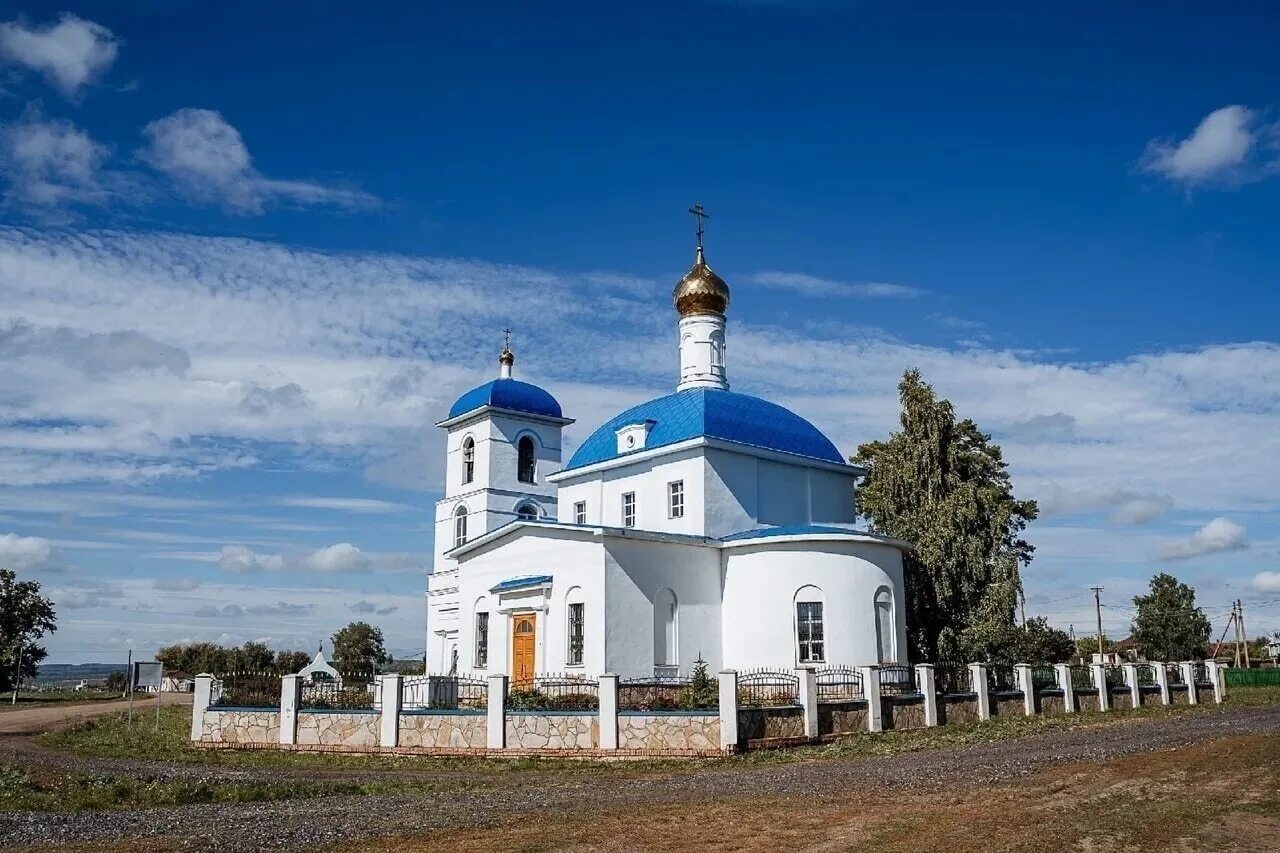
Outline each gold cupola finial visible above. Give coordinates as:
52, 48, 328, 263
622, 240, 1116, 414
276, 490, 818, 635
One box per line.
498, 327, 515, 378
673, 203, 730, 317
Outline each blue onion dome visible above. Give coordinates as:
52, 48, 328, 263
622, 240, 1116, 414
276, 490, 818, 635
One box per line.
448, 378, 562, 419
565, 387, 843, 470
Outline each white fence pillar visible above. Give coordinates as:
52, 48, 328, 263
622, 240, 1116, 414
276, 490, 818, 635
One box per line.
279, 674, 301, 745
598, 673, 619, 750
915, 663, 938, 727
1153, 661, 1171, 705
1207, 660, 1225, 704
1014, 663, 1034, 716
487, 674, 507, 750
1181, 662, 1198, 705
1122, 663, 1141, 709
860, 665, 883, 732
796, 667, 818, 739
718, 670, 739, 752
1092, 663, 1110, 711
1054, 664, 1075, 713
378, 674, 401, 748
969, 663, 990, 721
190, 674, 214, 741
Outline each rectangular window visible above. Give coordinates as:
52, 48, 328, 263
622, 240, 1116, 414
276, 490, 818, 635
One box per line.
621, 492, 636, 528
668, 480, 685, 519
574, 501, 586, 525
474, 612, 489, 669
567, 602, 585, 666
796, 601, 825, 663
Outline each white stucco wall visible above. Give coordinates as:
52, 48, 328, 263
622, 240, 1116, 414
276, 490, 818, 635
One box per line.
602, 538, 723, 676
703, 448, 860, 539
554, 449, 706, 535
720, 539, 907, 670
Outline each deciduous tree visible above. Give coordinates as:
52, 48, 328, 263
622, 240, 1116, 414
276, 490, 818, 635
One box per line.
1131, 573, 1210, 661
331, 622, 390, 675
853, 369, 1038, 661
0, 569, 57, 692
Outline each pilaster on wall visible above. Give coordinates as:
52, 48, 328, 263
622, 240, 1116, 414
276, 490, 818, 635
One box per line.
718, 670, 739, 751
796, 667, 818, 739
1014, 664, 1034, 716
487, 674, 508, 749
1153, 661, 1171, 705
1207, 660, 1225, 704
279, 674, 301, 745
915, 663, 938, 727
1181, 662, 1198, 705
860, 665, 882, 732
379, 674, 402, 747
1054, 663, 1075, 712
191, 674, 214, 741
1122, 663, 1141, 709
598, 673, 619, 750
969, 663, 990, 721
1091, 663, 1110, 711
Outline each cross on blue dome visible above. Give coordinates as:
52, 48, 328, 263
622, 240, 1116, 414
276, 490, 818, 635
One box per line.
565, 388, 845, 470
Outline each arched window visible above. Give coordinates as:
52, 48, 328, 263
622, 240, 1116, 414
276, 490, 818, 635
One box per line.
453, 505, 468, 547
874, 587, 895, 664
565, 586, 585, 667
461, 436, 475, 484
653, 588, 678, 668
794, 585, 825, 664
517, 436, 536, 484
515, 503, 538, 521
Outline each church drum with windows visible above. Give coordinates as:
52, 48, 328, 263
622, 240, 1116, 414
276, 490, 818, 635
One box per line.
425, 236, 911, 679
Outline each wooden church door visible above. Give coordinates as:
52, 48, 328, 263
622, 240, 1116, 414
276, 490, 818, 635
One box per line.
511, 613, 537, 686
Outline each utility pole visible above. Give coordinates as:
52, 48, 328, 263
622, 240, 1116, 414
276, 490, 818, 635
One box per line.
1019, 590, 1027, 628
1091, 586, 1105, 662
1239, 599, 1251, 668
1232, 601, 1243, 668
1212, 608, 1235, 660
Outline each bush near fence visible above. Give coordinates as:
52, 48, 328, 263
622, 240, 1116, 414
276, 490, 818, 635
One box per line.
508, 674, 599, 711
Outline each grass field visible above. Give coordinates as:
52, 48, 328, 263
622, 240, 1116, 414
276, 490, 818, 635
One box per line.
0, 690, 119, 711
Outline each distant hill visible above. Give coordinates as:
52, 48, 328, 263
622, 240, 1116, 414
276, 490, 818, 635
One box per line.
36, 663, 127, 686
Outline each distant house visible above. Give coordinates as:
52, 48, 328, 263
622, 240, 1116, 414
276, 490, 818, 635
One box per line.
1090, 636, 1142, 665
161, 671, 194, 693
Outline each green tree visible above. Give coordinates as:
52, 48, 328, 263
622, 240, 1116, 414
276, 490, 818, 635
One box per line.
852, 369, 1038, 661
274, 649, 311, 674
157, 642, 230, 674
0, 569, 57, 692
1074, 634, 1114, 663
1131, 573, 1211, 661
975, 617, 1075, 664
104, 670, 127, 693
234, 641, 275, 672
331, 622, 390, 676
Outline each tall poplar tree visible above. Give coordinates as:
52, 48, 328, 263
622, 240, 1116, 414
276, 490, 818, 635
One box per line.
853, 369, 1038, 661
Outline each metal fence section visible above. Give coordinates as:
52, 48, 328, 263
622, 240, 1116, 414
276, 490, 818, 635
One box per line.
1192, 663, 1210, 685
402, 674, 487, 710
1069, 664, 1094, 690
1225, 667, 1280, 687
878, 664, 917, 696
300, 674, 377, 710
1104, 664, 1127, 690
933, 662, 972, 695
211, 671, 279, 708
618, 675, 717, 711
1165, 663, 1185, 685
986, 664, 1018, 693
508, 674, 599, 711
814, 666, 864, 702
1134, 664, 1157, 686
1031, 665, 1059, 691
736, 669, 800, 707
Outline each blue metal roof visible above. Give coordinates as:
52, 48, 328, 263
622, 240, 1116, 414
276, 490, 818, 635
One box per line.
448, 378, 562, 420
490, 574, 553, 592
720, 524, 861, 541
564, 388, 845, 470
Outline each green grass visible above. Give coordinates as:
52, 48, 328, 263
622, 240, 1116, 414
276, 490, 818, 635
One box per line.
0, 689, 119, 711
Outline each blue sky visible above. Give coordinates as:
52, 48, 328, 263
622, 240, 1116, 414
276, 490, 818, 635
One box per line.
1, 1, 1277, 662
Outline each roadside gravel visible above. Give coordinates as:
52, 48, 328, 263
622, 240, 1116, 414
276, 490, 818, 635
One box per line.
2, 704, 1276, 851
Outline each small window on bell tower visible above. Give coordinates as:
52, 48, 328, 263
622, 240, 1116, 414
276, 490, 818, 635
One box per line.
517, 436, 536, 483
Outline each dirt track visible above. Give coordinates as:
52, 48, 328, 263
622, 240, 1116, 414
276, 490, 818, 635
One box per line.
1, 702, 1277, 851
0, 694, 191, 737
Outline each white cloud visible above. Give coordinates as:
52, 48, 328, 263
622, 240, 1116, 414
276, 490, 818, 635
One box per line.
0, 531, 53, 570
750, 271, 925, 299
215, 542, 417, 575
1253, 571, 1280, 593
1038, 485, 1173, 525
351, 599, 398, 616
1159, 517, 1248, 560
217, 545, 259, 574
0, 111, 113, 211
0, 13, 119, 97
304, 542, 367, 573
138, 108, 378, 214
1140, 105, 1279, 188
279, 497, 412, 513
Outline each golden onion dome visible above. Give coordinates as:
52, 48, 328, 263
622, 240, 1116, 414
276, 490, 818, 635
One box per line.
673, 246, 730, 317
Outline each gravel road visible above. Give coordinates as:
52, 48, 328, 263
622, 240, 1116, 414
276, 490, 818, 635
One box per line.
2, 703, 1277, 851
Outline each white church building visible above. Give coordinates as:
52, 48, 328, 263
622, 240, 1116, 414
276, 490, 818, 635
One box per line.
426, 236, 910, 681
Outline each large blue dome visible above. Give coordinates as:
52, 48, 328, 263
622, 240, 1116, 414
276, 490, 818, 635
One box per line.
448, 378, 563, 420
565, 388, 844, 470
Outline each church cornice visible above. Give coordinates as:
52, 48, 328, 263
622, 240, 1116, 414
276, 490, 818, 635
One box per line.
436, 404, 575, 431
